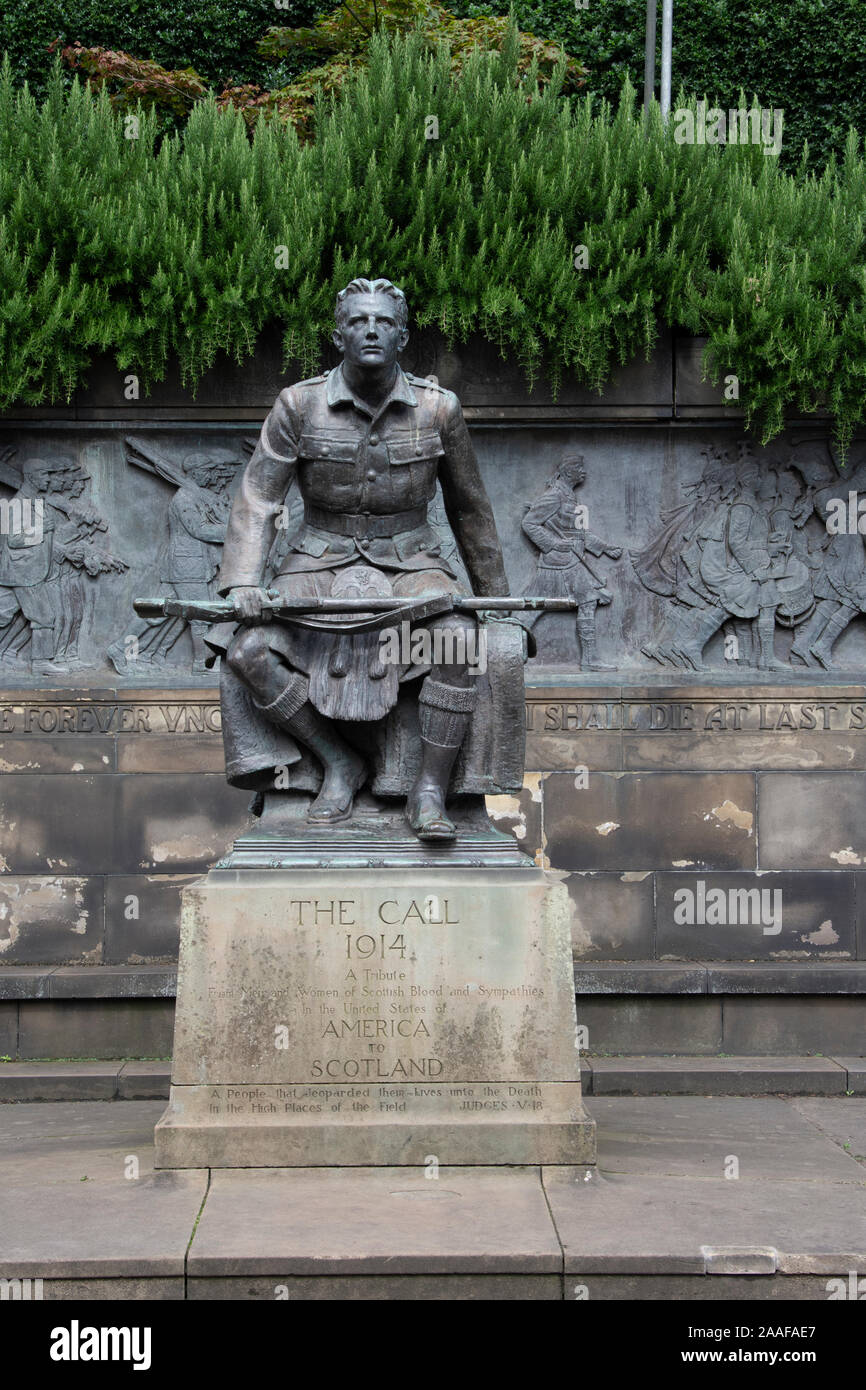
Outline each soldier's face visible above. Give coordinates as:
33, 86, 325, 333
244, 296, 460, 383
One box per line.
333, 294, 408, 371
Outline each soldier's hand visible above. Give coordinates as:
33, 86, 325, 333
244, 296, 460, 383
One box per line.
230, 586, 272, 623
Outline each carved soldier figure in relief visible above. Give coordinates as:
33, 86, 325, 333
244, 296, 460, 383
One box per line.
522, 456, 622, 671
208, 277, 516, 841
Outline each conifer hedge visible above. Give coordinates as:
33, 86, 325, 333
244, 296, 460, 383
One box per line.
1, 30, 865, 452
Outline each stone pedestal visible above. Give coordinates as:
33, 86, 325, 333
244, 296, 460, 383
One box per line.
154, 867, 595, 1167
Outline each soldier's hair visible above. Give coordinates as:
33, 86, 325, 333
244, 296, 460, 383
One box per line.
335, 278, 408, 329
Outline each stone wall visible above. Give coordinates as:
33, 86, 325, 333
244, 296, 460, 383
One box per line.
1, 329, 865, 1058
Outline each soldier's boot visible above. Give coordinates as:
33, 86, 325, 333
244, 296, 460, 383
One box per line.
789, 603, 830, 666
670, 608, 725, 670
30, 624, 66, 677
190, 621, 211, 673
810, 605, 856, 670
407, 679, 477, 841
756, 607, 785, 671
577, 617, 615, 671
255, 674, 366, 824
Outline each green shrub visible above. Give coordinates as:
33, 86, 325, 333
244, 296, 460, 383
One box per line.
448, 0, 866, 172
1, 31, 864, 454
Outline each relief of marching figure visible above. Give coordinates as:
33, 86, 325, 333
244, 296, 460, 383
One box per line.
0, 447, 127, 676
521, 455, 623, 670
632, 440, 864, 671
108, 438, 259, 677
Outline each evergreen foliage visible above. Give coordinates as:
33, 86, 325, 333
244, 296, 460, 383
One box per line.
1, 31, 864, 453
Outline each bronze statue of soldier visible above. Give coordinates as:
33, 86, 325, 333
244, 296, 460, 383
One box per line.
209, 277, 510, 841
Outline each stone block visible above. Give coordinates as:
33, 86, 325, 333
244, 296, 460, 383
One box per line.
576, 997, 724, 1056
589, 1057, 847, 1097
116, 736, 225, 774
49, 966, 177, 999
0, 1002, 17, 1056
115, 774, 250, 872
187, 1274, 562, 1300
564, 871, 656, 960
0, 1061, 120, 1101
574, 962, 707, 993
118, 1061, 172, 1100
0, 876, 104, 964
187, 1167, 562, 1276
0, 968, 55, 999
485, 777, 543, 861
758, 772, 866, 869
17, 1000, 174, 1060
834, 1058, 866, 1093
0, 737, 116, 773
657, 872, 855, 960
707, 963, 866, 992
155, 867, 594, 1168
104, 874, 196, 963
623, 730, 866, 771
543, 772, 756, 872
0, 775, 119, 873
543, 1167, 866, 1275
721, 997, 866, 1055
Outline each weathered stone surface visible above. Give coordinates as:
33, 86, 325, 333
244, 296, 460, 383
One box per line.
758, 772, 866, 870
0, 736, 117, 773
576, 997, 724, 1056
790, 1096, 866, 1161
543, 772, 756, 872
656, 872, 856, 960
115, 774, 249, 872
104, 875, 196, 963
0, 1100, 205, 1279
116, 735, 225, 774
588, 1096, 862, 1181
18, 1000, 173, 1060
589, 1056, 847, 1097
835, 1059, 866, 1094
0, 1002, 16, 1055
155, 868, 594, 1167
561, 1273, 839, 1299
565, 871, 656, 960
0, 968, 54, 999
707, 963, 866, 992
574, 962, 707, 993
0, 776, 119, 874
484, 778, 543, 862
0, 1060, 121, 1101
188, 1273, 562, 1300
623, 730, 866, 771
49, 966, 177, 999
721, 997, 866, 1055
543, 1168, 866, 1274
0, 876, 104, 965
188, 1167, 562, 1276
118, 1061, 172, 1100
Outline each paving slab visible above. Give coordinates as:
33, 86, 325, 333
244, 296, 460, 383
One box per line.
590, 1055, 847, 1096
0, 1101, 206, 1278
790, 1097, 866, 1165
543, 1167, 866, 1275
188, 1166, 560, 1277
586, 1096, 865, 1182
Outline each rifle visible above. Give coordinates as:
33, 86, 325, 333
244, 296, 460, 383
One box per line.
134, 593, 579, 635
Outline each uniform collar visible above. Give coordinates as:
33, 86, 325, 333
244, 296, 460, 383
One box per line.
326, 362, 418, 413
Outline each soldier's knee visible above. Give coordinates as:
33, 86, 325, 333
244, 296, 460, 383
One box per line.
227, 627, 271, 681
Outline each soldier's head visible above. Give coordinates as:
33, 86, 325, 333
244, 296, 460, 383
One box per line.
182, 452, 221, 489
557, 456, 586, 488
735, 446, 761, 494
333, 278, 409, 372
21, 456, 78, 494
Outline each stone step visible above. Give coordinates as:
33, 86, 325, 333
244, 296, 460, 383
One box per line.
1, 1056, 863, 1102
